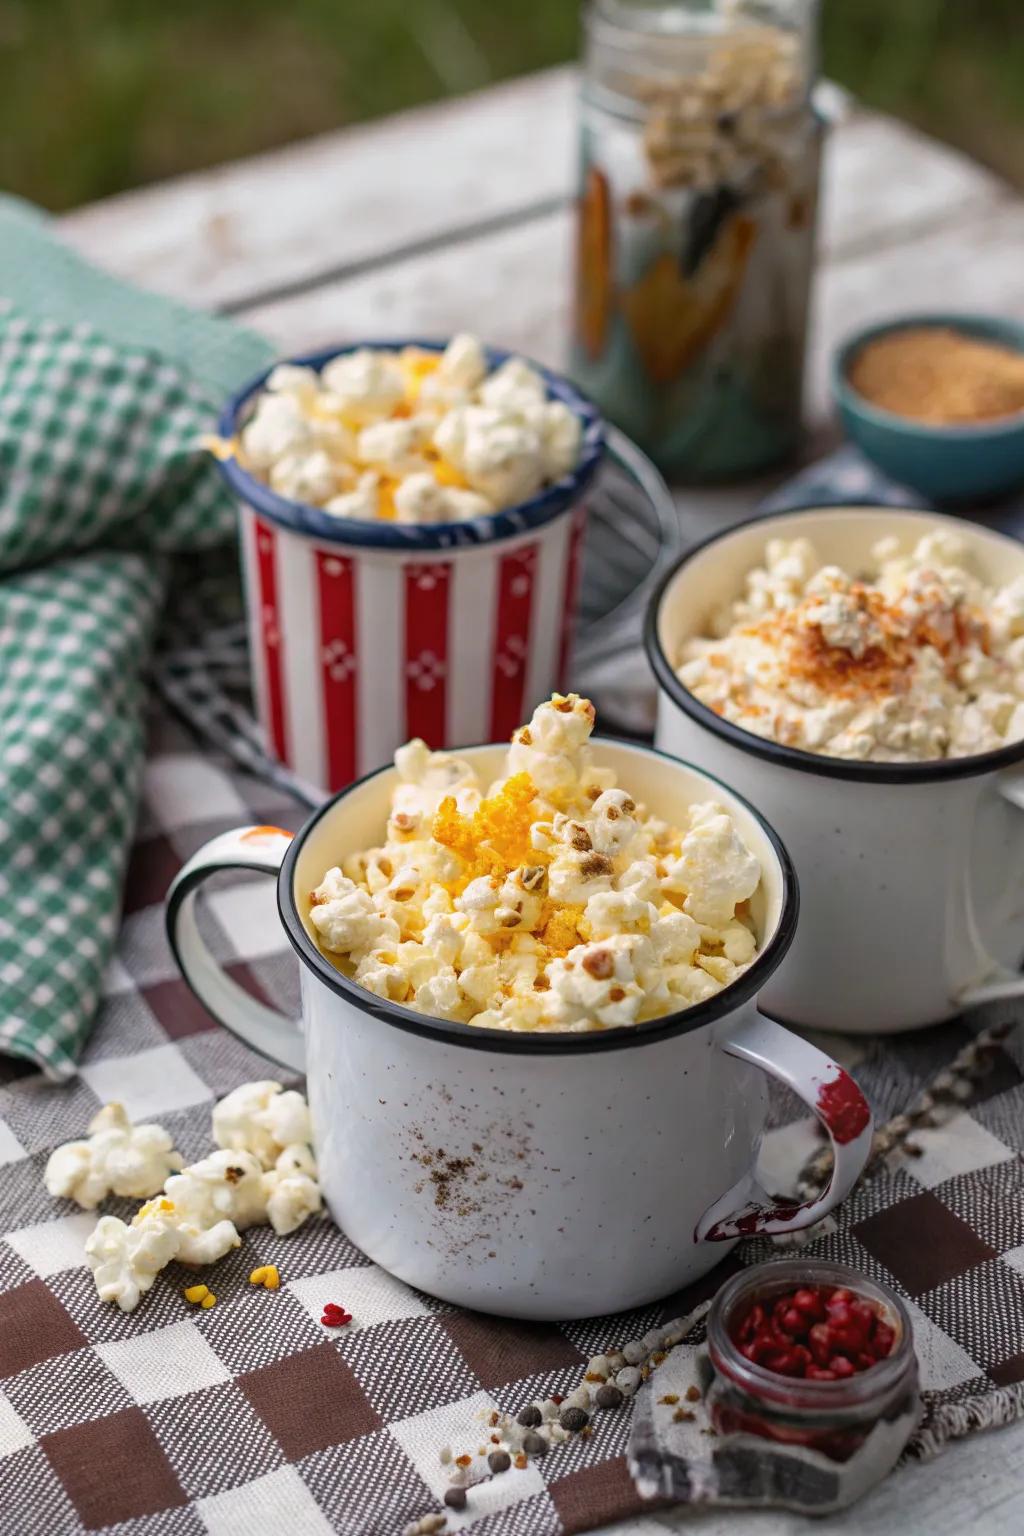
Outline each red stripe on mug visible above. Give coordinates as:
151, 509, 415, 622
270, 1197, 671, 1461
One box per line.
316, 550, 358, 789
557, 503, 587, 689
404, 562, 450, 747
253, 518, 289, 765
489, 542, 537, 741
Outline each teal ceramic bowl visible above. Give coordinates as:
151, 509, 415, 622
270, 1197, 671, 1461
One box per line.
833, 314, 1024, 504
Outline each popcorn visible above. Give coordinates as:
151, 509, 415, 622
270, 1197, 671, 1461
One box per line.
71, 1084, 321, 1312
309, 872, 401, 954
320, 347, 405, 422
265, 363, 320, 403
325, 471, 379, 521
437, 332, 488, 393
538, 401, 583, 481
269, 447, 338, 505
264, 1146, 324, 1237
356, 417, 430, 473
240, 392, 312, 469
212, 1080, 313, 1167
436, 405, 545, 506
478, 357, 548, 415
86, 1201, 184, 1313
225, 337, 583, 524
308, 693, 763, 1033
44, 1102, 183, 1210
393, 472, 492, 525
680, 532, 1024, 762
164, 1149, 269, 1234
663, 805, 761, 928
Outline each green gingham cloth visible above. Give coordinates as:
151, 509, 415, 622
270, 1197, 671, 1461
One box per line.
0, 196, 272, 1080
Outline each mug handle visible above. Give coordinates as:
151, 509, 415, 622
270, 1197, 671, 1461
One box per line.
165, 825, 305, 1072
956, 768, 1024, 1008
695, 1012, 873, 1242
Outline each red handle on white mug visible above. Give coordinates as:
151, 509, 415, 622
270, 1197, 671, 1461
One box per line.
697, 1012, 873, 1242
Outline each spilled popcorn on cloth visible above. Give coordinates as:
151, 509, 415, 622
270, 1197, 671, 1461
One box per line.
225, 334, 583, 525
58, 1083, 322, 1312
678, 530, 1024, 763
308, 694, 762, 1032
44, 1102, 183, 1209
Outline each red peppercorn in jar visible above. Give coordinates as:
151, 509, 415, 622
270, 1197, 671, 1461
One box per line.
706, 1260, 920, 1487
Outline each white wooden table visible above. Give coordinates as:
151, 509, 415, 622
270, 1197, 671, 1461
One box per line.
56, 68, 1024, 1535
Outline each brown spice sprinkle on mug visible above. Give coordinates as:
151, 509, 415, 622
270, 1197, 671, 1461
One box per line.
848, 326, 1024, 426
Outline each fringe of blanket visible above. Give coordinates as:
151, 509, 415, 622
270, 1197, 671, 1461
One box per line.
907, 1382, 1024, 1462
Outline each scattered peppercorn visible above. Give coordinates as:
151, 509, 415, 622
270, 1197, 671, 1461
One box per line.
559, 1406, 589, 1433
444, 1488, 467, 1511
516, 1405, 542, 1428
595, 1384, 623, 1410
522, 1431, 548, 1456
487, 1450, 511, 1474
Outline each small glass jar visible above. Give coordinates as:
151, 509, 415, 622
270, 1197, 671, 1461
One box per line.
705, 1260, 920, 1503
572, 0, 822, 481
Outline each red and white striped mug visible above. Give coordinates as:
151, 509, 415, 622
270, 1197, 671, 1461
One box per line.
217, 340, 605, 793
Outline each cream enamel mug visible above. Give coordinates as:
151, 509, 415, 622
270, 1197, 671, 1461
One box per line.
647, 505, 1024, 1035
166, 738, 871, 1319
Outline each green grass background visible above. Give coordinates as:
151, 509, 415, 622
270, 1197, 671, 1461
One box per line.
1, 0, 1022, 210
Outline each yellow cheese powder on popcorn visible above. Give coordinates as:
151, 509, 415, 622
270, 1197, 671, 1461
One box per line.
307, 695, 763, 1033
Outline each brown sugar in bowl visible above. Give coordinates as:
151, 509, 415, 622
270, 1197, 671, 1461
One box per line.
832, 313, 1024, 503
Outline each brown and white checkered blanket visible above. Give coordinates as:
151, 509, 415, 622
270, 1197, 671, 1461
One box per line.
3, 703, 1024, 1536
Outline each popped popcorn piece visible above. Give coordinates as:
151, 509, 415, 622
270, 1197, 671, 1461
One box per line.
264, 363, 320, 403
164, 1149, 269, 1233
663, 805, 761, 927
85, 1200, 184, 1313
356, 417, 431, 473
478, 356, 547, 415
240, 392, 312, 469
212, 1080, 313, 1168
537, 400, 583, 480
435, 405, 545, 506
320, 347, 405, 423
269, 447, 338, 505
438, 331, 488, 392
393, 472, 493, 525
264, 1168, 323, 1236
679, 531, 1024, 762
225, 337, 584, 524
44, 1103, 183, 1210
309, 693, 762, 1033
309, 873, 401, 956
76, 1084, 321, 1311
324, 471, 379, 521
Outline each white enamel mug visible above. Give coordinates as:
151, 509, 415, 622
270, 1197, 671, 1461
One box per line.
166, 739, 871, 1319
648, 505, 1024, 1035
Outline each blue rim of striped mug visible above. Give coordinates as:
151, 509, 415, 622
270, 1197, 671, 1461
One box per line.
216, 339, 606, 550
